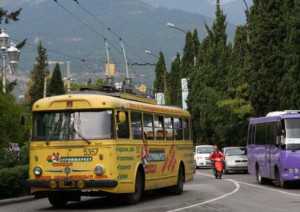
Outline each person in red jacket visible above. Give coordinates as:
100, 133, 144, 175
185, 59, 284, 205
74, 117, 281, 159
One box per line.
209, 146, 225, 177
209, 146, 224, 161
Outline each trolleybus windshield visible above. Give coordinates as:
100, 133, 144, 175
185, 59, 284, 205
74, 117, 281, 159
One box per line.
285, 119, 300, 150
32, 110, 113, 141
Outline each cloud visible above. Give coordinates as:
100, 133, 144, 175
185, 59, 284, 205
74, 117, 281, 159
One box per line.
64, 37, 83, 43
33, 37, 41, 44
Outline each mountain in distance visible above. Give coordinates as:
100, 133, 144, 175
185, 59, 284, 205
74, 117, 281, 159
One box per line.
3, 0, 236, 89
143, 0, 253, 25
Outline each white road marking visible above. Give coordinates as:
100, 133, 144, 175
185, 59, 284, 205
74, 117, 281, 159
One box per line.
199, 172, 300, 198
167, 173, 240, 212
237, 181, 300, 198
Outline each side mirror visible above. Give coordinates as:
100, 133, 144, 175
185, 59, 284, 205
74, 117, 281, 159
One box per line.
117, 112, 126, 123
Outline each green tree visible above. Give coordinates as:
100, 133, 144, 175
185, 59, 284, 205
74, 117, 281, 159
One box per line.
153, 52, 168, 94
0, 8, 21, 24
0, 94, 27, 148
247, 0, 287, 115
189, 0, 231, 146
27, 41, 48, 105
279, 0, 300, 109
48, 63, 65, 96
71, 78, 104, 91
229, 26, 248, 87
181, 30, 199, 78
168, 53, 182, 106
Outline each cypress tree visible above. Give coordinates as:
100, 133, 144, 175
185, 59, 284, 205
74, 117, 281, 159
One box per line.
48, 63, 65, 96
168, 53, 182, 106
27, 41, 48, 105
189, 0, 230, 145
247, 0, 287, 115
181, 31, 195, 78
279, 0, 300, 109
153, 52, 167, 94
229, 26, 248, 88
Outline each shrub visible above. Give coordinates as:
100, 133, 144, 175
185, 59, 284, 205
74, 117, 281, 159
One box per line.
0, 144, 28, 169
0, 165, 29, 199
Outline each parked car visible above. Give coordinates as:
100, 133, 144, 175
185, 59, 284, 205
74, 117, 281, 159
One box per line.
223, 147, 248, 174
194, 145, 216, 168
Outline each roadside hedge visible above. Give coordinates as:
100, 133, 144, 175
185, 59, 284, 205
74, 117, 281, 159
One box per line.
0, 165, 29, 199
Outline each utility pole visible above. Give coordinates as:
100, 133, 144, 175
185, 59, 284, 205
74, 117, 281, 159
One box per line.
0, 29, 20, 94
66, 61, 71, 93
120, 38, 131, 88
104, 39, 114, 85
2, 52, 6, 94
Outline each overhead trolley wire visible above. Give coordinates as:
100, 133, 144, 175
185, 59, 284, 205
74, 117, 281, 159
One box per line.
11, 38, 101, 70
71, 0, 152, 65
53, 0, 123, 57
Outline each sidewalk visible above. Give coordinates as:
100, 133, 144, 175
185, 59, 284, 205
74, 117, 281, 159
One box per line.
0, 195, 36, 206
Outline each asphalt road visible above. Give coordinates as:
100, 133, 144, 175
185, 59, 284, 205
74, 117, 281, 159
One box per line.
1, 170, 300, 212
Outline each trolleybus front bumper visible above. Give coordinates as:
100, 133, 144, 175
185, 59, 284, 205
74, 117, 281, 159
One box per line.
28, 179, 118, 189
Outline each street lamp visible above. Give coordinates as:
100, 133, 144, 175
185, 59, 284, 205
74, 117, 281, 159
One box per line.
0, 29, 20, 94
166, 23, 194, 109
7, 43, 20, 73
166, 22, 187, 34
145, 49, 159, 58
0, 29, 9, 50
166, 22, 196, 67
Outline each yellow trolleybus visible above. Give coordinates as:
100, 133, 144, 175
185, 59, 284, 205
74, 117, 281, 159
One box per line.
28, 91, 194, 207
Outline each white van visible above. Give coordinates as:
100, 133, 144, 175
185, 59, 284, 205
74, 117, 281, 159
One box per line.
194, 145, 216, 168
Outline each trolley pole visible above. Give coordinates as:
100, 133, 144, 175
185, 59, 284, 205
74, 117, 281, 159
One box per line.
120, 39, 130, 86
2, 52, 6, 94
66, 61, 71, 93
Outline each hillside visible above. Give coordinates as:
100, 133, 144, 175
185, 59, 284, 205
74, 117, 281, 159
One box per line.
2, 0, 236, 88
143, 0, 253, 24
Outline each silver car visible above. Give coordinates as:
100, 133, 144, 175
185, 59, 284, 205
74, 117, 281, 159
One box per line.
223, 147, 248, 174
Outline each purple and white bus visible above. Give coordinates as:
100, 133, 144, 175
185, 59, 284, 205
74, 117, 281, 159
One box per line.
247, 111, 300, 188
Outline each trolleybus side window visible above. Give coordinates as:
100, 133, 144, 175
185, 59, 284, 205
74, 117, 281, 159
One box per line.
255, 124, 265, 145
154, 115, 165, 140
116, 111, 130, 139
131, 112, 143, 140
143, 113, 154, 140
183, 119, 190, 140
248, 124, 255, 145
269, 123, 277, 145
164, 117, 174, 140
174, 118, 183, 140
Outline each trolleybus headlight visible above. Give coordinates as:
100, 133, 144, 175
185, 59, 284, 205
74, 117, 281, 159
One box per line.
33, 166, 43, 176
94, 165, 104, 176
49, 180, 57, 189
77, 180, 85, 189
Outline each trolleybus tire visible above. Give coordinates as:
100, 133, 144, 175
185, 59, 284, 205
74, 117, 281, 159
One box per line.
256, 166, 267, 185
124, 169, 144, 204
275, 168, 288, 188
48, 192, 68, 208
169, 164, 185, 195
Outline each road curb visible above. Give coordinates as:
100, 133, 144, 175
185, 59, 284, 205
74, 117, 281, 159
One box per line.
0, 195, 36, 206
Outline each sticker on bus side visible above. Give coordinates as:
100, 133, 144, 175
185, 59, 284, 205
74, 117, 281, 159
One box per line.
148, 149, 166, 162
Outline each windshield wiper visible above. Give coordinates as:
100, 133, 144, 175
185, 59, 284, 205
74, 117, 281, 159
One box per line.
71, 127, 91, 145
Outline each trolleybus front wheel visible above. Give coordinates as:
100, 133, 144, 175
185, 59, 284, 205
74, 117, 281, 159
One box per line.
48, 192, 68, 208
169, 164, 185, 195
275, 168, 288, 188
124, 169, 144, 204
256, 166, 268, 185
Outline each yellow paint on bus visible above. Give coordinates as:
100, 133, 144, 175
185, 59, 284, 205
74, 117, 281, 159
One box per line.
29, 92, 194, 206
